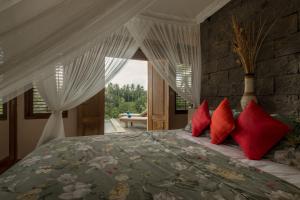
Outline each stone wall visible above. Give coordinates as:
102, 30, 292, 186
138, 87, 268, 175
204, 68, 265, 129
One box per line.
200, 0, 300, 117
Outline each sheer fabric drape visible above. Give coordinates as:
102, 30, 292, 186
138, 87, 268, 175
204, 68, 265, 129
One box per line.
0, 1, 203, 145
35, 27, 138, 146
0, 0, 155, 103
37, 17, 202, 146
127, 17, 201, 106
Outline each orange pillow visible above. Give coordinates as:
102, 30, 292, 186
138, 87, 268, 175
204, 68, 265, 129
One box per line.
210, 98, 235, 144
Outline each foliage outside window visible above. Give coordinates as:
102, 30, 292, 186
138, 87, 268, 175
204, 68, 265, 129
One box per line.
24, 87, 67, 119
105, 83, 147, 119
175, 94, 192, 113
0, 98, 7, 120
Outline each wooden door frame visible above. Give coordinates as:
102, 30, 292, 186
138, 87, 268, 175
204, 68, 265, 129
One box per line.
138, 46, 171, 130
9, 98, 18, 162
147, 64, 169, 130
0, 98, 18, 174
147, 64, 153, 130
77, 51, 148, 136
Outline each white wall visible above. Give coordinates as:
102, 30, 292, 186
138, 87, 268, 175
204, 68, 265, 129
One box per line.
17, 94, 78, 158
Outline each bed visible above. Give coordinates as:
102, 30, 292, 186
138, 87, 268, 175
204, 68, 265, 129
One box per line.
0, 130, 299, 199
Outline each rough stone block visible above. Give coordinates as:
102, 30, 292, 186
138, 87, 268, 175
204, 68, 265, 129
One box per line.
211, 0, 242, 23
210, 71, 228, 84
274, 32, 300, 57
218, 85, 231, 96
289, 53, 300, 73
201, 84, 218, 97
206, 41, 230, 61
231, 81, 244, 96
203, 60, 218, 74
268, 13, 298, 40
256, 55, 298, 78
256, 78, 274, 95
258, 95, 299, 116
257, 41, 274, 62
281, 0, 300, 15
204, 96, 224, 110
201, 46, 209, 65
218, 55, 240, 71
208, 20, 232, 43
201, 74, 210, 83
275, 74, 300, 95
228, 68, 244, 82
215, 42, 231, 59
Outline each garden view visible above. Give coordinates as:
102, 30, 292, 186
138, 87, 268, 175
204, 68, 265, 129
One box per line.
105, 83, 147, 119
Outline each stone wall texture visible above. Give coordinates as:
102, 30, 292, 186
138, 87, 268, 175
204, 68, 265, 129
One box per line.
200, 0, 300, 117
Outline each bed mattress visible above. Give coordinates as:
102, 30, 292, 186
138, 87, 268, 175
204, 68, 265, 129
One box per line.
0, 130, 299, 199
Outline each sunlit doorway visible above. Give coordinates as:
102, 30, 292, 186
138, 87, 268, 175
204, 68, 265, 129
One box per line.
104, 59, 148, 134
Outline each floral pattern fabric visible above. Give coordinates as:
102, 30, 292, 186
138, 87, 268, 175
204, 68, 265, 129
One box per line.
0, 130, 300, 200
265, 115, 300, 170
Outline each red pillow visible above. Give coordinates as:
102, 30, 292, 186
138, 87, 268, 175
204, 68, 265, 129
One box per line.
192, 100, 211, 137
210, 98, 235, 144
231, 101, 290, 160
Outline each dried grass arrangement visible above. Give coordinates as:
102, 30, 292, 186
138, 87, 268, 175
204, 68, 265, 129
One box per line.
232, 16, 276, 74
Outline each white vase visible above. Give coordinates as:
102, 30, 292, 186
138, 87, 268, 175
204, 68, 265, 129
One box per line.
241, 74, 257, 110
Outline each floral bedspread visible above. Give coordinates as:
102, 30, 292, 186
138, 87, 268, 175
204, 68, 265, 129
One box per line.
0, 130, 300, 200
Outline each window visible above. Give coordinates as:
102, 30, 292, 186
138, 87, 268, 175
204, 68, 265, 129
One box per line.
0, 99, 7, 120
175, 94, 192, 114
33, 87, 51, 114
24, 87, 67, 119
175, 64, 192, 113
176, 64, 192, 91
25, 65, 67, 119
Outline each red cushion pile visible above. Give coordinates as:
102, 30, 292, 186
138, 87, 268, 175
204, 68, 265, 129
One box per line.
191, 99, 290, 160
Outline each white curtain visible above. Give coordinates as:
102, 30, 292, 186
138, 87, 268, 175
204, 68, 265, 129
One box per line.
35, 27, 138, 146
36, 17, 202, 146
0, 0, 155, 103
127, 16, 201, 106
0, 0, 204, 146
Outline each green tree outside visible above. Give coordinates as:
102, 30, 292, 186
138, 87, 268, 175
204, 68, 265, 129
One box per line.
105, 83, 147, 119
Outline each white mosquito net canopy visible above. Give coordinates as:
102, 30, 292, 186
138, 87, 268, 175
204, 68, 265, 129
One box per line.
0, 0, 229, 145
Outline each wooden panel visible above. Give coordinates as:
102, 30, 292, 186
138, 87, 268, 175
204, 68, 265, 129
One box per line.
168, 87, 188, 129
147, 64, 169, 130
147, 64, 153, 130
152, 69, 164, 115
0, 98, 17, 174
9, 98, 17, 161
0, 109, 9, 162
77, 90, 105, 136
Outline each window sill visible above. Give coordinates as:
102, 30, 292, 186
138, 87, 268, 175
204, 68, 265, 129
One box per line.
175, 110, 188, 114
25, 112, 68, 120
